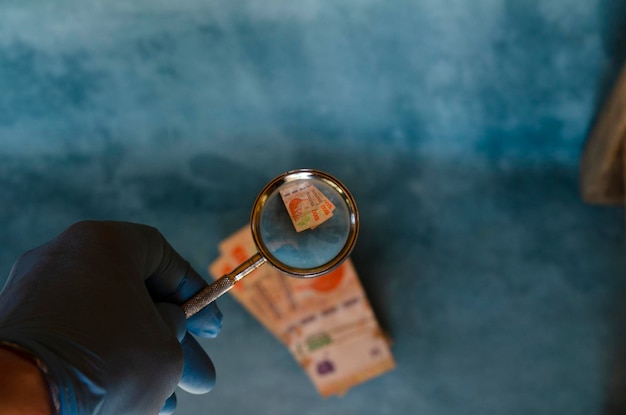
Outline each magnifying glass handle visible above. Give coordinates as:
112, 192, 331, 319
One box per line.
182, 253, 267, 319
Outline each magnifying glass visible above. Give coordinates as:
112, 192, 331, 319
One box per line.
182, 169, 359, 318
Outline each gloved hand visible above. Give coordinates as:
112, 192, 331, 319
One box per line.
0, 221, 222, 414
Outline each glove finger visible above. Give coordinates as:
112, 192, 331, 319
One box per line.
147, 260, 223, 337
178, 333, 216, 394
141, 231, 222, 337
142, 231, 207, 303
155, 302, 187, 342
187, 301, 223, 338
159, 393, 177, 415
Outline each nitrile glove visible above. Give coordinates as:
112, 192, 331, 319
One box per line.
0, 221, 222, 414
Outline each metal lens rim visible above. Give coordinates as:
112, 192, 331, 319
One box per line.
250, 169, 359, 278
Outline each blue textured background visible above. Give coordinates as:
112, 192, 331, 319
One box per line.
1, 1, 626, 414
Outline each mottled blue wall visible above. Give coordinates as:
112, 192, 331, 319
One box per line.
1, 1, 625, 414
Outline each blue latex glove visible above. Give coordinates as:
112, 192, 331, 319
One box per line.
0, 221, 222, 414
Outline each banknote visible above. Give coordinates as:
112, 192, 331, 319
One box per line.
279, 182, 336, 232
208, 225, 395, 396
279, 259, 395, 396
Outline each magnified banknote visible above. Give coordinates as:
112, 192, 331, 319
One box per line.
279, 182, 336, 232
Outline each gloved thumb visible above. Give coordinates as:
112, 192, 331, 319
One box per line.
155, 303, 187, 342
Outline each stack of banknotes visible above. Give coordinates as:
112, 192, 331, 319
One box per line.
209, 225, 395, 397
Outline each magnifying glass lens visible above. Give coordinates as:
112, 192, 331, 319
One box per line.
182, 169, 359, 318
257, 178, 352, 272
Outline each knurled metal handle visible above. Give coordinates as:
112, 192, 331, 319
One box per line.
182, 253, 266, 319
182, 276, 234, 318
